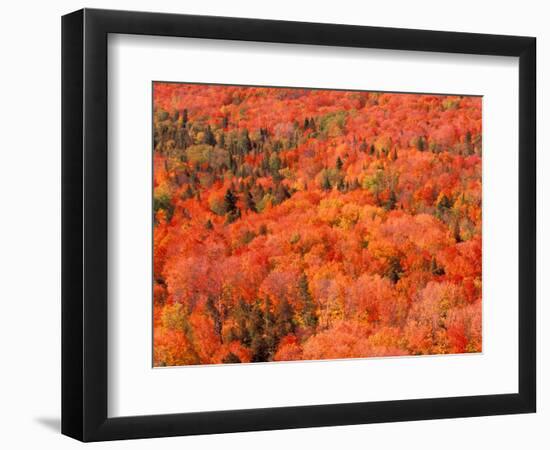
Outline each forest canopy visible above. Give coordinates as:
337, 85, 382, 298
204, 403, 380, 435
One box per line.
152, 83, 482, 366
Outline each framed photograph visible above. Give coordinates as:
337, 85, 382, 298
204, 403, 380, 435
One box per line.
61, 8, 536, 442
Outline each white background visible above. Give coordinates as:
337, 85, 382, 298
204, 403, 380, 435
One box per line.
109, 35, 518, 417
0, 0, 547, 448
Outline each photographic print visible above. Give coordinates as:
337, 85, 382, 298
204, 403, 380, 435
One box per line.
152, 82, 482, 367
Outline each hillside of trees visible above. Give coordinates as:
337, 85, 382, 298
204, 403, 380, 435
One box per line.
152, 82, 482, 366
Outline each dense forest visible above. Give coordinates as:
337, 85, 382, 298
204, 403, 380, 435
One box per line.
152, 83, 482, 366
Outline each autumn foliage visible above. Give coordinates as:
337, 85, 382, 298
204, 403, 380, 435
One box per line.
152, 82, 482, 366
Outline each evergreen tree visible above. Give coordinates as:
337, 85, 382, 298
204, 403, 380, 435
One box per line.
238, 128, 252, 155
249, 301, 269, 362
183, 185, 194, 199
336, 156, 344, 170
273, 183, 290, 205
217, 132, 225, 148
175, 127, 192, 150
298, 274, 317, 328
416, 136, 426, 151
437, 194, 452, 214
262, 298, 278, 358
222, 352, 241, 364
203, 125, 216, 146
206, 295, 222, 337
255, 184, 265, 203
453, 219, 462, 243
321, 172, 332, 191
232, 299, 252, 346
224, 188, 240, 224
245, 189, 257, 213
232, 156, 240, 173
385, 188, 397, 210
269, 152, 282, 173
275, 298, 296, 338
430, 257, 445, 276
387, 257, 404, 284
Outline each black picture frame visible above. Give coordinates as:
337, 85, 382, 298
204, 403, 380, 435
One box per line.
62, 8, 536, 442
